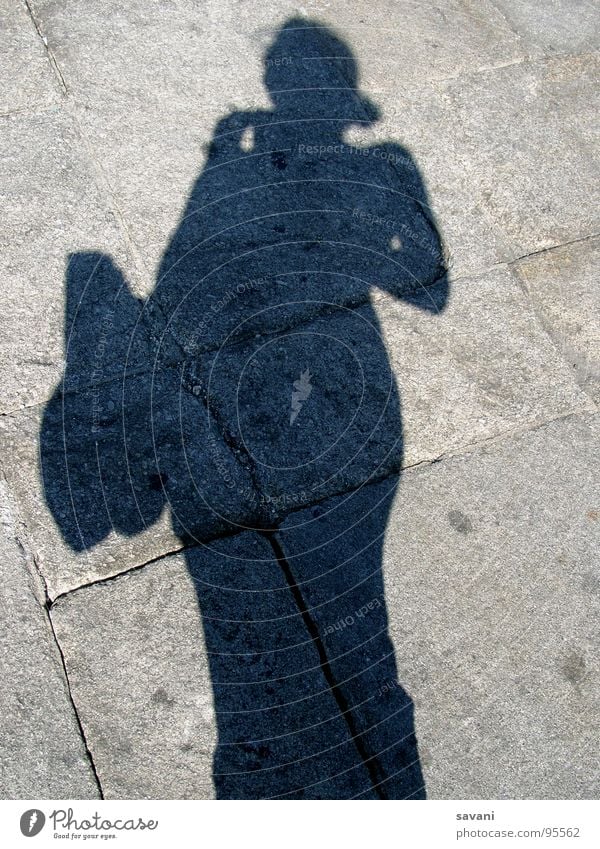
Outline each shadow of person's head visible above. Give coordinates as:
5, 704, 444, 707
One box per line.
263, 17, 380, 128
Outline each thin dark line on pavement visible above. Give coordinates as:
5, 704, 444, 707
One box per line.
46, 608, 105, 798
23, 0, 69, 93
263, 530, 387, 799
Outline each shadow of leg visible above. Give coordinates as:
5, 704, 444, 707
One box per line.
185, 533, 380, 799
277, 476, 426, 799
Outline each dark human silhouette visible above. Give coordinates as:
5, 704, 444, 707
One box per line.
41, 18, 449, 798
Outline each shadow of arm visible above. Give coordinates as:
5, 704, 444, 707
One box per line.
369, 143, 449, 314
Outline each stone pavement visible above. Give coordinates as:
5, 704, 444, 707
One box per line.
1, 0, 598, 799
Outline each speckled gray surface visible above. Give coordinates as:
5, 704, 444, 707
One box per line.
1, 0, 598, 799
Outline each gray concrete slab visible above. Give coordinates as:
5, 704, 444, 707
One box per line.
50, 533, 379, 799
375, 54, 600, 274
49, 551, 216, 800
300, 0, 524, 87
489, 0, 600, 55
20, 3, 598, 288
0, 0, 60, 114
196, 300, 411, 519
370, 82, 511, 279
513, 235, 600, 403
0, 480, 99, 798
374, 264, 594, 465
27, 0, 279, 281
434, 55, 600, 260
0, 365, 260, 599
0, 107, 157, 413
277, 412, 600, 798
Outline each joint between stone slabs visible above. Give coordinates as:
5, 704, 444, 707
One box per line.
264, 408, 597, 527
183, 290, 375, 359
508, 230, 600, 268
404, 408, 598, 473
0, 100, 64, 119
508, 238, 600, 409
191, 380, 268, 522
66, 106, 155, 285
0, 359, 185, 417
5, 397, 595, 608
32, 68, 159, 294
23, 0, 68, 95
47, 520, 268, 607
47, 543, 187, 608
182, 268, 449, 361
1, 470, 104, 796
1, 468, 50, 609
435, 229, 600, 298
46, 605, 105, 798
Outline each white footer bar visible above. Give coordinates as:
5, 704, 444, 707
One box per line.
1, 799, 598, 848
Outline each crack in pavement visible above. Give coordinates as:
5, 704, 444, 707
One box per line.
264, 530, 387, 798
1, 468, 104, 797
42, 406, 597, 603
23, 0, 68, 95
46, 596, 105, 798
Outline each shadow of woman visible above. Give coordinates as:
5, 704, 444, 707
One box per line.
41, 18, 449, 798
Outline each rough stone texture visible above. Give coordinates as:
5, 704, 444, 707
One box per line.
0, 1, 60, 114
433, 55, 600, 261
278, 412, 600, 799
27, 0, 281, 282
299, 0, 524, 87
0, 480, 98, 799
375, 265, 594, 465
0, 107, 156, 413
276, 473, 427, 799
373, 53, 600, 275
51, 533, 378, 799
370, 82, 509, 280
513, 236, 600, 403
489, 0, 600, 55
0, 368, 259, 599
50, 552, 216, 800
24, 1, 599, 295
19, 2, 599, 292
